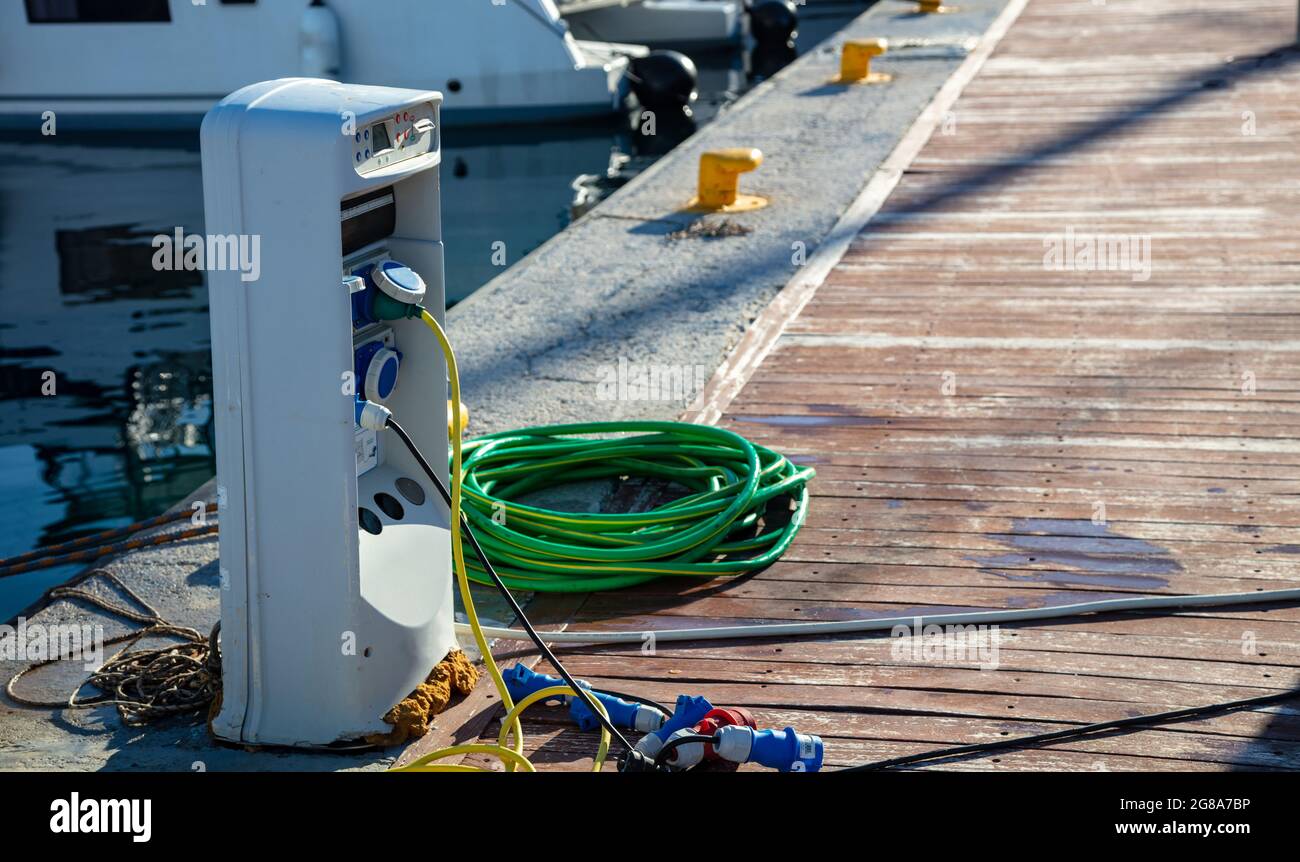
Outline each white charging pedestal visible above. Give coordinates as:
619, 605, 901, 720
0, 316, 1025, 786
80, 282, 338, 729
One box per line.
201, 79, 455, 747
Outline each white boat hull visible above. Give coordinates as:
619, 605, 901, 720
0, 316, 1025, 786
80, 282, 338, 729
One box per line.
0, 0, 635, 129
563, 0, 744, 47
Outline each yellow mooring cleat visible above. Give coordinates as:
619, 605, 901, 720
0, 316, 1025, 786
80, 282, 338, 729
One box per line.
687, 148, 768, 213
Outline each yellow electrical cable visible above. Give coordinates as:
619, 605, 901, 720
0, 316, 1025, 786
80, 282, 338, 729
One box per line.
497, 686, 610, 773
389, 309, 611, 774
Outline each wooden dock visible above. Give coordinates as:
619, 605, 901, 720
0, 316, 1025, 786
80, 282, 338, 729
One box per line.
432, 0, 1300, 771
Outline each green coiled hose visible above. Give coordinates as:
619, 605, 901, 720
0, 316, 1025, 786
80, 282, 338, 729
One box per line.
453, 420, 815, 592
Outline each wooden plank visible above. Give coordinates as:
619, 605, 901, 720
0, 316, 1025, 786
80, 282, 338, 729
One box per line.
463, 0, 1300, 771
683, 0, 1035, 426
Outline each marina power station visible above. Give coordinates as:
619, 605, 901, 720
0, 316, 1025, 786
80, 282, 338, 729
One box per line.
202, 80, 456, 746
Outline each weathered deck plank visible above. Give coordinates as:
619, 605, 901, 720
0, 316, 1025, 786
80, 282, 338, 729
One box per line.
461, 0, 1300, 771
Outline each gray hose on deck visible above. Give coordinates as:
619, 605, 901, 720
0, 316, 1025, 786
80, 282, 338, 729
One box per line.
462, 587, 1300, 644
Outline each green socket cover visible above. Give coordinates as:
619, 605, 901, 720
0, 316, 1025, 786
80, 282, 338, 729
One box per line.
370, 290, 424, 321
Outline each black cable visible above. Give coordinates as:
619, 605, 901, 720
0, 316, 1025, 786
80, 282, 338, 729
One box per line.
593, 688, 671, 718
385, 418, 640, 759
841, 688, 1300, 772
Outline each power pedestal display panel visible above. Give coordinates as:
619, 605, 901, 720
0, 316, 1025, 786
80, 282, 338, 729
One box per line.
201, 78, 454, 747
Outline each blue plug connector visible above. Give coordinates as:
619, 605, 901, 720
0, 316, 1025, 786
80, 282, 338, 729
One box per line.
714, 725, 824, 772
502, 664, 665, 734
633, 693, 714, 760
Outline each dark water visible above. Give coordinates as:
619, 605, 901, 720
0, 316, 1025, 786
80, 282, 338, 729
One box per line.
0, 3, 867, 619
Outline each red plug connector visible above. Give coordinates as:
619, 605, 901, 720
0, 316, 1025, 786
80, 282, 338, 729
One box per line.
694, 707, 757, 761
661, 706, 758, 769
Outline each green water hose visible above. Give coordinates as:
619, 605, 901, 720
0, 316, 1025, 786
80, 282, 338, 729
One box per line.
453, 420, 815, 592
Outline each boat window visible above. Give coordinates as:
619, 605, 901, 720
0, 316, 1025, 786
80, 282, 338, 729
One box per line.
25, 0, 172, 23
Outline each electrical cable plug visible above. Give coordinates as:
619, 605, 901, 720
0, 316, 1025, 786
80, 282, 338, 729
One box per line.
502, 664, 665, 733
633, 694, 714, 760
659, 727, 711, 770
660, 707, 758, 769
355, 397, 392, 431
714, 725, 824, 772
355, 261, 427, 323
617, 748, 664, 772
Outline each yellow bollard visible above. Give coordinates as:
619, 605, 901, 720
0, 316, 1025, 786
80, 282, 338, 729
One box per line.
687, 148, 768, 212
833, 38, 891, 84
448, 400, 468, 437
916, 0, 950, 13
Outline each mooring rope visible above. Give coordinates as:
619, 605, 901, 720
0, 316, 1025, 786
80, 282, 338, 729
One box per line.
0, 504, 218, 572
4, 569, 221, 726
0, 522, 219, 579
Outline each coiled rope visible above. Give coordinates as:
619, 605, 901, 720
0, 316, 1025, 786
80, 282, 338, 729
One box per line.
5, 569, 221, 726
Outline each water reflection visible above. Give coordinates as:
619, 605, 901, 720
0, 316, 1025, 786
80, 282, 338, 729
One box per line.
443, 123, 627, 299
0, 3, 863, 618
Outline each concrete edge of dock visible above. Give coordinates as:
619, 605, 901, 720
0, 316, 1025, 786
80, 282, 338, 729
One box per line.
449, 0, 1011, 436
